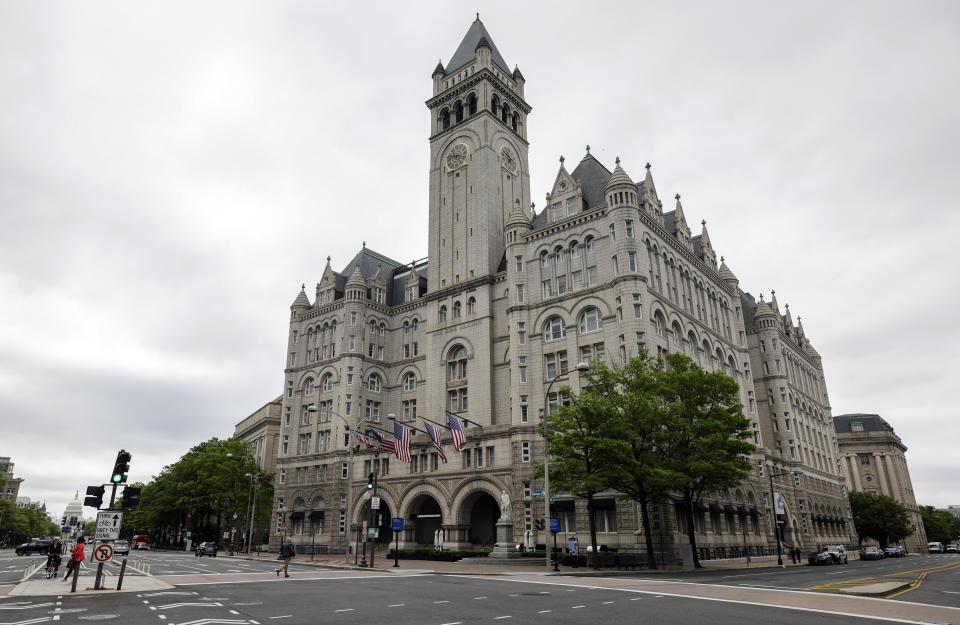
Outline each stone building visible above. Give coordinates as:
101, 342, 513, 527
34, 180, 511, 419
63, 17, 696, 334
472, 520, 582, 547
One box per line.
232, 396, 282, 546
270, 18, 856, 559
834, 413, 927, 552
0, 456, 24, 502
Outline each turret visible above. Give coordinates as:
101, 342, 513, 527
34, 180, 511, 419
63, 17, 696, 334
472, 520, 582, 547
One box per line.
604, 157, 638, 209
290, 284, 310, 320
718, 256, 739, 289
475, 36, 491, 68
513, 65, 525, 98
345, 264, 366, 301
505, 199, 533, 245
432, 60, 445, 94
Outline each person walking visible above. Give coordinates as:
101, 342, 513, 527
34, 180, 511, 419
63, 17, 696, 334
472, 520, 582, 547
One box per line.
795, 546, 803, 564
62, 537, 85, 582
789, 545, 797, 565
46, 539, 63, 579
275, 539, 294, 578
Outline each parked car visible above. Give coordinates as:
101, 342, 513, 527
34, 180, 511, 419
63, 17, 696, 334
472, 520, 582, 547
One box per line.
824, 544, 849, 564
195, 542, 218, 557
861, 546, 885, 560
884, 546, 905, 557
808, 548, 836, 565
113, 540, 130, 556
15, 540, 52, 556
946, 544, 958, 553
929, 542, 944, 553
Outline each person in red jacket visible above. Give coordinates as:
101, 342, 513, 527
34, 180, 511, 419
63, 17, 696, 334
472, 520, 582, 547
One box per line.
62, 537, 85, 582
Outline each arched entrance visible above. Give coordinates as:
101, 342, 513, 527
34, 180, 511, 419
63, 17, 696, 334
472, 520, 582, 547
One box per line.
459, 491, 500, 548
408, 494, 443, 546
358, 499, 394, 545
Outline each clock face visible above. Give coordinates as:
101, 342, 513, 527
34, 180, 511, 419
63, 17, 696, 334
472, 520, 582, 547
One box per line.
500, 146, 517, 173
446, 143, 468, 171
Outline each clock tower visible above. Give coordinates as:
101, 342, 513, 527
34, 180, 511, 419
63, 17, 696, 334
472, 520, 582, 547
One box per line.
426, 17, 531, 290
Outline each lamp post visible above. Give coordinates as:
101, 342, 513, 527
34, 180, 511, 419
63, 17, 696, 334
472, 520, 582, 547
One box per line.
766, 466, 800, 567
542, 361, 590, 572
244, 472, 264, 555
308, 404, 364, 564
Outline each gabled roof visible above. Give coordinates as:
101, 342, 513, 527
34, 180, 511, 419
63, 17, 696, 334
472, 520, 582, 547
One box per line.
445, 18, 511, 76
663, 210, 677, 235
570, 152, 611, 211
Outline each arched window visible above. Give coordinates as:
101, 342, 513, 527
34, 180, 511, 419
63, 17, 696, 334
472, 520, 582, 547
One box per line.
585, 236, 595, 254
609, 223, 616, 240
455, 100, 463, 123
672, 322, 682, 347
543, 316, 566, 341
402, 372, 417, 391
653, 312, 665, 337
439, 306, 447, 322
403, 320, 409, 334
441, 109, 450, 130
411, 318, 419, 331
511, 112, 519, 132
304, 378, 315, 396
370, 320, 377, 335
367, 374, 381, 392
579, 308, 602, 333
321, 373, 334, 392
453, 301, 462, 318
379, 323, 385, 336
569, 241, 580, 258
501, 103, 509, 124
554, 246, 565, 264
312, 498, 325, 534
467, 297, 477, 314
467, 93, 477, 115
540, 250, 550, 268
447, 345, 468, 381
491, 94, 500, 115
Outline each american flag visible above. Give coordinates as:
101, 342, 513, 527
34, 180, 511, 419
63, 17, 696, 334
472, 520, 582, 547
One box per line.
393, 421, 412, 463
351, 429, 375, 449
424, 422, 448, 463
447, 412, 467, 452
370, 429, 396, 456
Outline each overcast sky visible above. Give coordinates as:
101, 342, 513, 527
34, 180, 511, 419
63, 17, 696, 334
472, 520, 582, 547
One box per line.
2, 1, 958, 521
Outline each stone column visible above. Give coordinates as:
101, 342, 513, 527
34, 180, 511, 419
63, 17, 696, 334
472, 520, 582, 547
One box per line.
872, 453, 888, 496
847, 455, 862, 491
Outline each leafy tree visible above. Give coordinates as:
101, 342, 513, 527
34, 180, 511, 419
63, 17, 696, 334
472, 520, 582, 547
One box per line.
585, 354, 679, 569
0, 500, 59, 545
538, 376, 623, 569
849, 491, 913, 548
920, 506, 959, 545
659, 353, 755, 569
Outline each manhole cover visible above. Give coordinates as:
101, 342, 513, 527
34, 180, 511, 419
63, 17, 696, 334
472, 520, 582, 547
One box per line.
79, 615, 119, 620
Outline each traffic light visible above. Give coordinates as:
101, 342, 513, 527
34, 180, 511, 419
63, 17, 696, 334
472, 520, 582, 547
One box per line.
124, 486, 141, 508
84, 485, 105, 509
111, 449, 132, 483
367, 472, 375, 490
534, 519, 545, 531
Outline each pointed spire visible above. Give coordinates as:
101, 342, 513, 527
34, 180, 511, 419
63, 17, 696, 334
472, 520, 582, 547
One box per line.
445, 18, 510, 75
605, 156, 634, 192
585, 144, 591, 155
291, 284, 311, 309
718, 256, 738, 285
700, 220, 712, 246
559, 155, 565, 166
433, 60, 445, 76
770, 289, 780, 315
346, 263, 366, 288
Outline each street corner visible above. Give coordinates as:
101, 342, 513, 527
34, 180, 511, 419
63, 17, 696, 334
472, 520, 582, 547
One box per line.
8, 575, 174, 597
832, 581, 913, 597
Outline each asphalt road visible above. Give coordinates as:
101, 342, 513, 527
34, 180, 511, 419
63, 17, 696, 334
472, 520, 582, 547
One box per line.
664, 552, 960, 605
0, 572, 918, 625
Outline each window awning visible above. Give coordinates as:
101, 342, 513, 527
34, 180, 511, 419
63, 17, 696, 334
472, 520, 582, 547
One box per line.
591, 498, 616, 510
550, 500, 575, 512
289, 511, 305, 520
723, 505, 736, 514
708, 503, 723, 512
737, 505, 748, 515
695, 502, 708, 512
749, 507, 760, 516
308, 510, 325, 519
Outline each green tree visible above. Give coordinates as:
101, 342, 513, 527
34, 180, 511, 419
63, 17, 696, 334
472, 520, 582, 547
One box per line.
848, 491, 913, 548
659, 353, 755, 569
538, 376, 622, 569
586, 354, 679, 569
920, 506, 958, 545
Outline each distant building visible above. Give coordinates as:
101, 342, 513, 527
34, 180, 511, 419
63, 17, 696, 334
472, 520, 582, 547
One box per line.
0, 457, 24, 502
834, 413, 927, 552
945, 505, 960, 519
232, 396, 282, 547
16, 496, 32, 508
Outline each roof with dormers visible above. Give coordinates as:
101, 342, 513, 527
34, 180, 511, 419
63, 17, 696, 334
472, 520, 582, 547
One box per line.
445, 18, 511, 76
833, 414, 896, 435
570, 152, 612, 211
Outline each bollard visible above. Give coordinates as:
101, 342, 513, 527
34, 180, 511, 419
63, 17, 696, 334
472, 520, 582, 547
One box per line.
116, 558, 128, 591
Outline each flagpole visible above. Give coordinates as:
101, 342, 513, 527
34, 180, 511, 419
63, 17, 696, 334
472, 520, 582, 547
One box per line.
386, 415, 426, 436
420, 415, 453, 431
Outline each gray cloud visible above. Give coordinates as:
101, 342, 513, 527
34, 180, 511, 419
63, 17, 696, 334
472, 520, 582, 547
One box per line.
2, 0, 958, 517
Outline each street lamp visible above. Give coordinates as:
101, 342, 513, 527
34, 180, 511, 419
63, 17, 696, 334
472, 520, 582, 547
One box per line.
543, 361, 590, 572
307, 404, 365, 564
244, 472, 265, 555
767, 466, 800, 567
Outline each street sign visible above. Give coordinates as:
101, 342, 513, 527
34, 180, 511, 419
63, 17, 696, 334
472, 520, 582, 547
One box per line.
367, 528, 378, 538
94, 544, 113, 562
392, 517, 404, 531
549, 497, 555, 503
550, 518, 561, 533
532, 488, 543, 498
95, 511, 123, 540
372, 496, 381, 510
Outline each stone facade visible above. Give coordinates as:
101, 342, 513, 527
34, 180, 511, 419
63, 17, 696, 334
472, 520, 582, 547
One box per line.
0, 457, 24, 503
233, 396, 282, 547
269, 18, 856, 560
834, 413, 928, 553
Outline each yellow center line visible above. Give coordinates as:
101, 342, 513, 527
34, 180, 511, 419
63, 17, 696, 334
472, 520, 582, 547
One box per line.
808, 560, 960, 594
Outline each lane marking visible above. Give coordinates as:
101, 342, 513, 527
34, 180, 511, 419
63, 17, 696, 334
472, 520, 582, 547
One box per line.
603, 601, 615, 604
433, 600, 449, 604
572, 605, 585, 608
493, 617, 511, 620
538, 609, 551, 613
333, 609, 354, 613
387, 604, 404, 607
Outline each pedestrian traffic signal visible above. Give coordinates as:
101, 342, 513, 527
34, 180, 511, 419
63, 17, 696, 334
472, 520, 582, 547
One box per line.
535, 519, 545, 531
124, 486, 141, 508
111, 449, 132, 483
367, 472, 375, 490
84, 485, 105, 508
